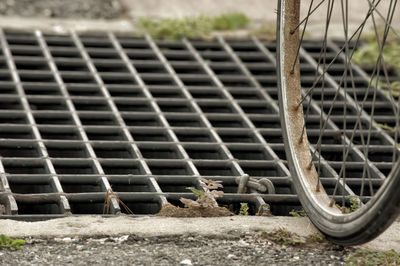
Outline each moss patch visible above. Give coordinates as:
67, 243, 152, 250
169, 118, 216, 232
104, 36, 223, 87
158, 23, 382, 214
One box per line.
156, 203, 234, 217
259, 228, 331, 248
137, 12, 250, 40
346, 249, 400, 265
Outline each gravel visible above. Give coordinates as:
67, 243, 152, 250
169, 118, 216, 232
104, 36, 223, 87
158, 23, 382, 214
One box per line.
0, 0, 124, 19
0, 233, 349, 265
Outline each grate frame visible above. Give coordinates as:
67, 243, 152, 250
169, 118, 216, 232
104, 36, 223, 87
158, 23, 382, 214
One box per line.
0, 30, 398, 219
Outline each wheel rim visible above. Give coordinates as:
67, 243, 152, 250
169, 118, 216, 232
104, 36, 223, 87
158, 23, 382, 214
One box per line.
278, 0, 345, 220
277, 0, 400, 240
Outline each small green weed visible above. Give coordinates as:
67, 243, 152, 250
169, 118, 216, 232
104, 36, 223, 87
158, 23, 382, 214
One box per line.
212, 12, 250, 31
307, 233, 326, 244
346, 249, 400, 265
379, 81, 400, 98
353, 32, 400, 100
137, 13, 250, 40
251, 23, 276, 41
260, 228, 306, 246
373, 123, 400, 147
374, 122, 396, 131
180, 178, 224, 208
239, 203, 249, 215
260, 229, 331, 248
335, 197, 361, 214
138, 15, 213, 40
353, 26, 400, 72
289, 209, 306, 217
0, 234, 25, 251
350, 198, 361, 212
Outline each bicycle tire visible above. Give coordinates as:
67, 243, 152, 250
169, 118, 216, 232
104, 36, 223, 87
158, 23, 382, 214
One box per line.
277, 0, 400, 245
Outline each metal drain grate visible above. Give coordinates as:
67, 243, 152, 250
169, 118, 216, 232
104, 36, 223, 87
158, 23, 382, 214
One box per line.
0, 30, 398, 219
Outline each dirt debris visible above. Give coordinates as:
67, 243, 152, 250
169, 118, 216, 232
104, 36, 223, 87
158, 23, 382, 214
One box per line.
156, 203, 234, 217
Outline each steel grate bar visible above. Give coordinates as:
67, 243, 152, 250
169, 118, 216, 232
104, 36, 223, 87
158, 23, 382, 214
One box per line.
0, 29, 70, 215
36, 30, 121, 215
222, 37, 350, 197
111, 34, 218, 207
72, 31, 168, 213
300, 43, 399, 178
183, 38, 285, 211
0, 29, 398, 218
144, 34, 248, 207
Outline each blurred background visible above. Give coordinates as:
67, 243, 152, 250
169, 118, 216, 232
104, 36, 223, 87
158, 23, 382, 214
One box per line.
0, 0, 398, 23
0, 0, 398, 39
0, 0, 123, 19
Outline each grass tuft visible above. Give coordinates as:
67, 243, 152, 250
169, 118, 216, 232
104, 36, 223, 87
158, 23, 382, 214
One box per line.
0, 234, 25, 251
251, 23, 276, 41
260, 228, 306, 246
289, 209, 306, 217
239, 203, 249, 215
259, 228, 331, 248
307, 233, 326, 244
335, 197, 361, 214
353, 26, 400, 72
346, 249, 400, 265
212, 12, 250, 31
137, 13, 250, 40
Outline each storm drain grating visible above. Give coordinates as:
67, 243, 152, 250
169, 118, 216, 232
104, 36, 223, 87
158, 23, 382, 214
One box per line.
0, 30, 398, 219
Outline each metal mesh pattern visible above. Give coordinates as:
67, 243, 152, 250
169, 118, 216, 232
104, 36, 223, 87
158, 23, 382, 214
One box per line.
0, 30, 398, 218
300, 40, 398, 199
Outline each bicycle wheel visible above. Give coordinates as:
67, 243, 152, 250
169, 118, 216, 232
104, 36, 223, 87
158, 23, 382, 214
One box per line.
277, 0, 400, 245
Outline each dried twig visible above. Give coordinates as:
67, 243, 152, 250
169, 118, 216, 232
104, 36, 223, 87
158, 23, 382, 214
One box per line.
103, 188, 134, 215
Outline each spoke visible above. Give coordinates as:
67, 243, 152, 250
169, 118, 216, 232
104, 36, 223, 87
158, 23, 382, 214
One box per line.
290, 0, 326, 34
393, 89, 400, 165
304, 0, 383, 160
340, 0, 349, 208
296, 0, 383, 109
367, 0, 400, 165
363, 0, 398, 195
310, 1, 385, 197
315, 0, 334, 192
366, 0, 400, 39
331, 0, 398, 199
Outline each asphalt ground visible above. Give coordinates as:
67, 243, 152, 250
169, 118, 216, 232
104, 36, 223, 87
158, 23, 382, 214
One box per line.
1, 216, 399, 265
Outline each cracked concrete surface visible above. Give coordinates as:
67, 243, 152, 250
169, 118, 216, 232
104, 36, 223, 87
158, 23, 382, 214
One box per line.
1, 216, 399, 251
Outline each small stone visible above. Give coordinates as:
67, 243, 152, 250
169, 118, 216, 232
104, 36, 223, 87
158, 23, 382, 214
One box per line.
238, 239, 249, 246
293, 256, 300, 260
87, 237, 108, 244
62, 237, 72, 243
54, 237, 73, 243
180, 259, 192, 265
53, 25, 66, 34
227, 254, 238, 260
115, 235, 129, 243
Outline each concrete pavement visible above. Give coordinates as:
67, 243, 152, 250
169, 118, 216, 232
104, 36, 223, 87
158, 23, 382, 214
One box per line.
1, 215, 399, 252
